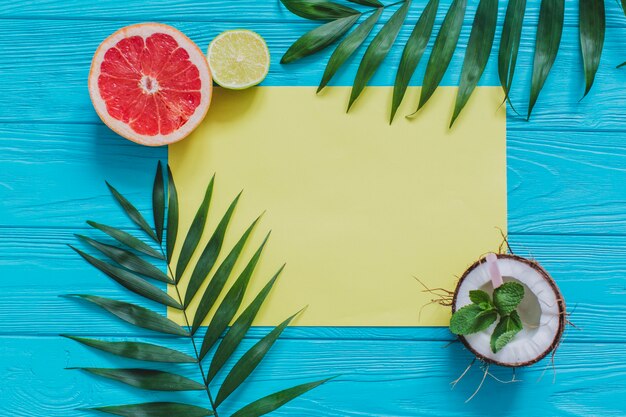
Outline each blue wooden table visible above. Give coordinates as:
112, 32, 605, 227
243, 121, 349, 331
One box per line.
1, 1, 626, 416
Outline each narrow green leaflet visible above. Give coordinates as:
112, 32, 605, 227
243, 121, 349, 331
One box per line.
451, 0, 499, 127
175, 176, 214, 282
76, 235, 171, 284
152, 162, 165, 244
490, 311, 523, 353
65, 295, 188, 336
199, 234, 270, 361
90, 402, 213, 417
214, 310, 302, 407
318, 9, 382, 93
618, 62, 626, 68
579, 0, 605, 98
106, 182, 158, 243
390, 0, 439, 123
498, 0, 526, 109
87, 221, 164, 260
184, 193, 241, 307
231, 378, 332, 417
347, 0, 382, 6
416, 0, 467, 113
70, 248, 182, 309
63, 336, 195, 363
75, 368, 205, 391
493, 281, 524, 315
469, 289, 491, 305
348, 1, 412, 111
166, 166, 179, 263
281, 14, 360, 64
191, 216, 262, 335
279, 0, 359, 20
528, 0, 564, 119
207, 267, 283, 382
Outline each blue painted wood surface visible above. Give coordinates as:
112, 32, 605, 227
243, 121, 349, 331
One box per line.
1, 1, 626, 416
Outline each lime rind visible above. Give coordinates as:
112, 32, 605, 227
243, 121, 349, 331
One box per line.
207, 30, 270, 90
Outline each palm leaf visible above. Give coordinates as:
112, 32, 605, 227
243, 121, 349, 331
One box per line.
89, 402, 213, 417
498, 0, 526, 110
71, 247, 182, 309
199, 234, 270, 361
415, 0, 467, 113
347, 1, 412, 111
579, 0, 605, 98
166, 166, 179, 263
207, 267, 283, 382
528, 0, 564, 119
184, 192, 241, 307
191, 215, 262, 335
68, 163, 326, 416
390, 0, 439, 122
279, 0, 359, 20
106, 182, 158, 243
76, 235, 172, 284
65, 294, 188, 336
318, 8, 383, 93
87, 221, 164, 260
175, 176, 214, 282
451, 0, 499, 127
63, 336, 196, 363
348, 0, 382, 6
73, 368, 205, 391
214, 310, 303, 407
152, 162, 165, 244
281, 14, 361, 64
230, 378, 333, 417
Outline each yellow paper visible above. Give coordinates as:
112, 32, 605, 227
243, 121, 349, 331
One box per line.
169, 86, 506, 327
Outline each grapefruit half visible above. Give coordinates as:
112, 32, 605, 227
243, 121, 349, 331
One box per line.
89, 23, 212, 146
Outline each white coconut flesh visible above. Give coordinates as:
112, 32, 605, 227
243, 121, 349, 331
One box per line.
453, 256, 565, 367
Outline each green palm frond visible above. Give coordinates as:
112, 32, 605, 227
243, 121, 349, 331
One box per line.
64, 161, 329, 416
280, 0, 613, 125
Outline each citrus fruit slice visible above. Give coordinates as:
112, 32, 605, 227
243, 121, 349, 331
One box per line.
89, 23, 212, 146
207, 30, 270, 89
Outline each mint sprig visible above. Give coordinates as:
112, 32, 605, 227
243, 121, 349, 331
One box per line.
450, 282, 525, 353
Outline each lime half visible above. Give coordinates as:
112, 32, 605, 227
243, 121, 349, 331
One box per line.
207, 30, 270, 89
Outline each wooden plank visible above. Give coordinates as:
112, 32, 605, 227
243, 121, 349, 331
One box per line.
1, 229, 623, 342
1, 0, 625, 27
2, 335, 625, 416
3, 124, 626, 234
0, 20, 625, 129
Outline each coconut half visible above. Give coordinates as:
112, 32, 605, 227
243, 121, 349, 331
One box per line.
452, 254, 566, 367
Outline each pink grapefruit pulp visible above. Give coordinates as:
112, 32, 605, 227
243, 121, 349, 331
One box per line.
89, 23, 212, 146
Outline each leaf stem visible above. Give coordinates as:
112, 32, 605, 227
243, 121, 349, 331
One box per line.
162, 247, 221, 417
362, 0, 407, 15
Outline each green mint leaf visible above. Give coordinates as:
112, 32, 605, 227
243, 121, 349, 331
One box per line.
493, 282, 524, 315
469, 289, 491, 305
450, 304, 482, 335
490, 311, 523, 353
471, 310, 498, 333
478, 301, 492, 311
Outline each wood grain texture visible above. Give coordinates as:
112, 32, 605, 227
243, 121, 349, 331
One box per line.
4, 124, 626, 235
2, 336, 626, 416
1, 0, 625, 27
0, 228, 623, 343
0, 19, 625, 129
1, 0, 626, 415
